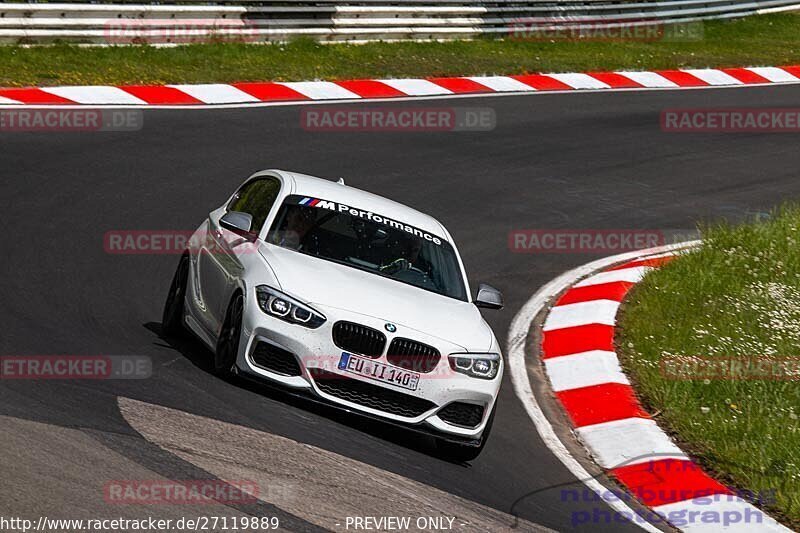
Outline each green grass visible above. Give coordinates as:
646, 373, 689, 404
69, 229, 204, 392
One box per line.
617, 206, 800, 528
1, 13, 800, 86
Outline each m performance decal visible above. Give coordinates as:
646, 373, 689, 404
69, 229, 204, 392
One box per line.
297, 196, 443, 245
299, 197, 322, 207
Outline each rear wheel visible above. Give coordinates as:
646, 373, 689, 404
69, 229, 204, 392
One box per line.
162, 253, 189, 337
215, 292, 244, 377
436, 404, 496, 462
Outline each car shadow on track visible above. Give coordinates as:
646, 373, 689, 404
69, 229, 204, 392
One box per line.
144, 321, 472, 466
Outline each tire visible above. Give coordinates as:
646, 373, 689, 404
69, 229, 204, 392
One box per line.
436, 404, 496, 462
215, 292, 244, 377
162, 253, 189, 337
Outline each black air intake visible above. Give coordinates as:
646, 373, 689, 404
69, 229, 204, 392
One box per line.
251, 341, 302, 376
438, 402, 485, 428
311, 370, 436, 418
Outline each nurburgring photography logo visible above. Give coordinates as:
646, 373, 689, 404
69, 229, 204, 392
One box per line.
556, 454, 778, 528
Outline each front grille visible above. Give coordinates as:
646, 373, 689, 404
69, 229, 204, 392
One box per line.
438, 402, 485, 428
387, 338, 441, 373
251, 341, 302, 376
311, 370, 436, 418
332, 321, 386, 358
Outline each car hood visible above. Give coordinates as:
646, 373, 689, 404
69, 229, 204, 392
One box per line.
259, 244, 493, 351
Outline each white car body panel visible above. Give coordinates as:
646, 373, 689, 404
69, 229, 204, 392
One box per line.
260, 244, 493, 351
180, 169, 503, 441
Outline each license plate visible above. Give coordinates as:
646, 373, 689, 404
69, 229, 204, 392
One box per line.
338, 352, 420, 391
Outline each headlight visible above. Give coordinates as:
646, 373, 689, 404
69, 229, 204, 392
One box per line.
448, 353, 501, 380
256, 285, 326, 329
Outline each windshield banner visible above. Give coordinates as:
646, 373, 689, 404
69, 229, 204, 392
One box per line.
289, 195, 445, 246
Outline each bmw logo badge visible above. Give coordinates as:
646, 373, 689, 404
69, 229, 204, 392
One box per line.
385, 323, 397, 333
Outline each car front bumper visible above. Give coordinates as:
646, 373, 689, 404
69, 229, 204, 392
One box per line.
235, 296, 502, 440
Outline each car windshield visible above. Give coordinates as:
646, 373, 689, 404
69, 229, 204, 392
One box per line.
266, 195, 468, 301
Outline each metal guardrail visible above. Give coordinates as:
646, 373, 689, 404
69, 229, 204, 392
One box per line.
0, 0, 798, 43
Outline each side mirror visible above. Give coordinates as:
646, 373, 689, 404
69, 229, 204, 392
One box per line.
219, 211, 254, 237
474, 283, 503, 310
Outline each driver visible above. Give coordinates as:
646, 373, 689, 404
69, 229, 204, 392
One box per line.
350, 218, 386, 265
381, 236, 426, 274
274, 206, 316, 250
401, 238, 422, 265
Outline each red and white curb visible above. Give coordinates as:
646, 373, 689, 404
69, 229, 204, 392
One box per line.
1, 66, 799, 106
508, 242, 790, 532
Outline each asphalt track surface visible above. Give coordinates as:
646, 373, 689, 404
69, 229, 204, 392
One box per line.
2, 84, 800, 532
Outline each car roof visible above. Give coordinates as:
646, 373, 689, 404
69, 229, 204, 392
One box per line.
275, 170, 450, 240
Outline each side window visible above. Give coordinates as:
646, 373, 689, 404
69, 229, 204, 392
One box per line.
228, 177, 281, 233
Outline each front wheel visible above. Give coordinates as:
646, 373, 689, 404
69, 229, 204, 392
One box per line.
162, 253, 189, 337
435, 404, 496, 462
215, 292, 244, 377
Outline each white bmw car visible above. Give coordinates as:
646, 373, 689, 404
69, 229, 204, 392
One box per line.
162, 170, 504, 460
